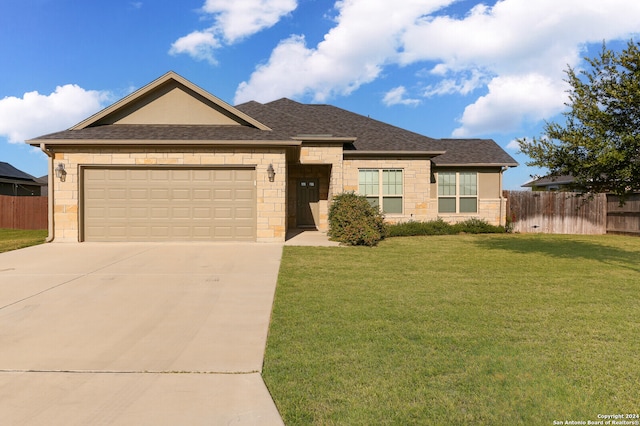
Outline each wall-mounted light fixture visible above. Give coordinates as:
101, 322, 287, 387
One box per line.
267, 163, 275, 182
55, 163, 67, 182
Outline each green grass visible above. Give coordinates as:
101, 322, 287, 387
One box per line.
0, 228, 47, 253
264, 234, 640, 425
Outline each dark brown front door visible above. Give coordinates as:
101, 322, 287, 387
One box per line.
297, 179, 319, 227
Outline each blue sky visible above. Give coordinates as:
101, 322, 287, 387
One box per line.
1, 0, 639, 189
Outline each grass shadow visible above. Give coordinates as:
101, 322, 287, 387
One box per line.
473, 234, 640, 273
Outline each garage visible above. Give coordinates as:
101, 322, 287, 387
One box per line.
82, 167, 256, 241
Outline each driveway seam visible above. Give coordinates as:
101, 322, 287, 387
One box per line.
0, 246, 157, 311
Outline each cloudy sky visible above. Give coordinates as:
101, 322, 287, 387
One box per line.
1, 0, 639, 189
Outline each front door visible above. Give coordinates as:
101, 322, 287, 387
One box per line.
297, 179, 319, 228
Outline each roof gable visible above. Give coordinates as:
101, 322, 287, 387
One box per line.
0, 161, 37, 181
72, 71, 270, 130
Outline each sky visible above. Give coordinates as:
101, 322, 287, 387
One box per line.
1, 0, 639, 189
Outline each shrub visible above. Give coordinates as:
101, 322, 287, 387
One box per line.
387, 218, 505, 237
328, 193, 386, 246
387, 219, 455, 237
453, 218, 506, 234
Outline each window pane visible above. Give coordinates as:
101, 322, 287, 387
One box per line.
383, 170, 402, 195
438, 172, 456, 196
359, 170, 379, 195
460, 197, 477, 213
366, 197, 379, 209
460, 172, 477, 196
438, 197, 456, 213
383, 197, 402, 214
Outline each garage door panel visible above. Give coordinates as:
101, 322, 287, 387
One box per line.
83, 167, 256, 241
234, 207, 254, 219
108, 207, 127, 219
234, 169, 254, 181
130, 189, 149, 200
150, 170, 170, 180
193, 189, 212, 199
235, 189, 254, 200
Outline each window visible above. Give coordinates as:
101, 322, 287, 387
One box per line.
359, 169, 403, 214
438, 172, 477, 213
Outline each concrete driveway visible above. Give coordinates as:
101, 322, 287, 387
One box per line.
0, 242, 285, 425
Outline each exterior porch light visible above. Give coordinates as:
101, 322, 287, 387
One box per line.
54, 163, 67, 182
267, 163, 275, 182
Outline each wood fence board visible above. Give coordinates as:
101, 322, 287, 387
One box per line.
606, 194, 640, 235
504, 191, 607, 235
0, 195, 48, 230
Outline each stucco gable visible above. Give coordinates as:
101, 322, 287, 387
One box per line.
71, 71, 271, 130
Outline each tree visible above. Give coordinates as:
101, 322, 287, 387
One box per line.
518, 40, 640, 201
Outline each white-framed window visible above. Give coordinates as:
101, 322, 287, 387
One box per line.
438, 172, 477, 213
359, 169, 403, 214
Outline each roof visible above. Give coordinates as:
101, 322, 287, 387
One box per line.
0, 162, 37, 182
28, 72, 518, 167
522, 175, 574, 188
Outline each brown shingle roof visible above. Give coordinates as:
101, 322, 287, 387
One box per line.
31, 96, 517, 167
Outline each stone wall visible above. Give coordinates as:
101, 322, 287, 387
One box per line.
343, 158, 432, 222
51, 147, 287, 242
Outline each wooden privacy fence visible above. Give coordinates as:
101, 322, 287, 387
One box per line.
607, 194, 640, 236
504, 191, 607, 235
0, 195, 48, 230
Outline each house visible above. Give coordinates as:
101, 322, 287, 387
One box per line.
27, 71, 517, 242
0, 162, 44, 196
522, 175, 575, 191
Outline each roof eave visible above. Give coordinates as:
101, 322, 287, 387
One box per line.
343, 150, 446, 158
433, 162, 519, 167
292, 135, 357, 143
29, 139, 302, 148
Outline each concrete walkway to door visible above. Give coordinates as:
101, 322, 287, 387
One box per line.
0, 242, 285, 425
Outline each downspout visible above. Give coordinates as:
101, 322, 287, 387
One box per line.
40, 143, 55, 242
499, 166, 509, 227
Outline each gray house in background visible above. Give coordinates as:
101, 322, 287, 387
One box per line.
0, 162, 45, 196
522, 175, 575, 191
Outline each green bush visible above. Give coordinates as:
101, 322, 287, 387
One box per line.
328, 193, 386, 246
387, 218, 454, 237
453, 218, 506, 234
387, 218, 505, 237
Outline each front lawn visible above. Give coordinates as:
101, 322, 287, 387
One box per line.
0, 228, 47, 253
265, 234, 640, 424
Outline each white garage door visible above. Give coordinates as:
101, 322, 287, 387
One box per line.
83, 167, 256, 241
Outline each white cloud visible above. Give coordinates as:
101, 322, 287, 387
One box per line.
506, 139, 521, 151
0, 85, 111, 143
234, 0, 640, 136
452, 73, 568, 137
170, 0, 297, 63
203, 0, 297, 43
383, 86, 420, 107
235, 0, 452, 103
423, 69, 488, 97
169, 31, 221, 64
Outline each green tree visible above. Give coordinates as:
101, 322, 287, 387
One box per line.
518, 40, 640, 200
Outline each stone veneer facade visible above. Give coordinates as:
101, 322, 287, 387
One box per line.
49, 145, 506, 243
51, 147, 287, 242
343, 158, 434, 223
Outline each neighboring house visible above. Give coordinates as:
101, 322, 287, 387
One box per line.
35, 175, 49, 196
27, 71, 518, 242
0, 162, 44, 196
522, 175, 575, 191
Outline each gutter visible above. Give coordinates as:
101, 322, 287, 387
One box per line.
39, 143, 55, 242
499, 166, 509, 227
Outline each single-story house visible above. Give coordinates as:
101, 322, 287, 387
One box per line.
0, 162, 44, 196
27, 71, 518, 242
522, 175, 575, 191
